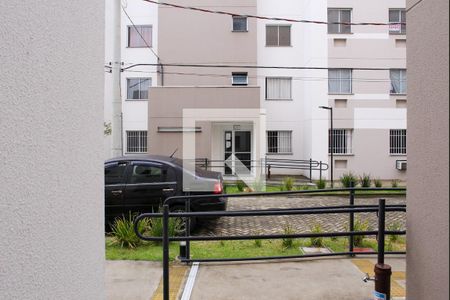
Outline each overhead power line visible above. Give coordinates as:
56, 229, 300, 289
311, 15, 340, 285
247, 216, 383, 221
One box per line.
122, 63, 396, 72
406, 0, 425, 12
123, 69, 393, 83
142, 0, 405, 26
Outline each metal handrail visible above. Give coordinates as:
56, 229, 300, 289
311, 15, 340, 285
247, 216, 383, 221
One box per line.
194, 157, 330, 181
134, 188, 407, 300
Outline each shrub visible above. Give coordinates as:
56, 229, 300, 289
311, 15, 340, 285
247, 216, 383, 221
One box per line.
374, 179, 383, 188
147, 210, 183, 243
340, 172, 359, 188
387, 222, 403, 243
316, 179, 327, 190
391, 179, 401, 188
281, 177, 295, 191
111, 213, 150, 249
282, 224, 295, 249
359, 174, 372, 188
236, 181, 247, 192
353, 217, 371, 247
309, 224, 325, 248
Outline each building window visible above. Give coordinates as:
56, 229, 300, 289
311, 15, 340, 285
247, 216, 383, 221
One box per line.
267, 131, 292, 154
128, 25, 152, 48
233, 16, 248, 32
390, 129, 407, 155
390, 69, 407, 94
389, 9, 407, 35
127, 78, 151, 100
126, 131, 148, 153
266, 25, 291, 47
328, 9, 352, 34
266, 78, 292, 100
329, 129, 353, 154
329, 69, 353, 94
232, 73, 248, 86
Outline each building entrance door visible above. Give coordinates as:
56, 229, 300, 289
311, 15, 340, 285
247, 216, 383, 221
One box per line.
224, 130, 252, 175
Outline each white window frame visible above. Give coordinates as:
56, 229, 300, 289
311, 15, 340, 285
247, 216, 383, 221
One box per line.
232, 73, 249, 86
126, 131, 148, 154
232, 16, 248, 32
267, 131, 293, 154
266, 25, 292, 47
265, 77, 293, 100
329, 69, 353, 95
389, 9, 407, 35
127, 25, 153, 48
328, 9, 352, 34
127, 78, 152, 100
329, 129, 353, 155
390, 69, 407, 95
390, 129, 407, 155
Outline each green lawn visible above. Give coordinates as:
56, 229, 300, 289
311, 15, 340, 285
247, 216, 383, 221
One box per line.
224, 185, 406, 197
106, 236, 406, 262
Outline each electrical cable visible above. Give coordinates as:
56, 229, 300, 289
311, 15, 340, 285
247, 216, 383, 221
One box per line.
122, 63, 396, 72
122, 69, 394, 83
141, 0, 406, 26
406, 0, 425, 13
121, 5, 161, 62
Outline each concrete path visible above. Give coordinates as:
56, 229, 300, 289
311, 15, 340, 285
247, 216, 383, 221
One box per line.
190, 257, 406, 300
105, 257, 406, 300
105, 261, 162, 300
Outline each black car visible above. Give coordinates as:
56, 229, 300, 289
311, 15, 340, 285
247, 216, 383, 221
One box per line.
105, 155, 227, 229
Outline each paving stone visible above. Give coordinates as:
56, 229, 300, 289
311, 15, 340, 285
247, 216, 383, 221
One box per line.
195, 196, 406, 237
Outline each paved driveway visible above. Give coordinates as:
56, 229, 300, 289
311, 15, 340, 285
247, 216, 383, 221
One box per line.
196, 195, 406, 236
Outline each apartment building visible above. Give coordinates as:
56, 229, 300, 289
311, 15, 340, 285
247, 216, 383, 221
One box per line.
105, 0, 407, 181
327, 0, 407, 180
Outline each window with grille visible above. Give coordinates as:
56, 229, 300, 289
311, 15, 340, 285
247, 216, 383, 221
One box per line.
389, 9, 407, 34
266, 25, 291, 47
267, 131, 292, 154
390, 69, 407, 94
328, 9, 352, 34
126, 131, 148, 153
329, 69, 353, 94
128, 25, 152, 48
329, 129, 353, 154
127, 78, 151, 100
266, 77, 292, 100
233, 17, 248, 32
390, 130, 407, 155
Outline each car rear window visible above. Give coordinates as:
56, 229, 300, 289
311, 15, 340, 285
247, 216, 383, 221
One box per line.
129, 165, 163, 184
105, 164, 127, 185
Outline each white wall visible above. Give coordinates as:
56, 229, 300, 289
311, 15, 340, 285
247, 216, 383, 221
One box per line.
257, 0, 329, 178
0, 1, 105, 299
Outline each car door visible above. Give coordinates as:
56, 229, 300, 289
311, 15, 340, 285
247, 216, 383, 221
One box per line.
105, 162, 128, 224
123, 162, 176, 215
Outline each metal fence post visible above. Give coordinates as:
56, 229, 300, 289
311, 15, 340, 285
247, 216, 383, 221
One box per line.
163, 205, 170, 300
349, 187, 356, 256
309, 158, 313, 183
374, 199, 392, 299
185, 197, 191, 262
319, 161, 323, 182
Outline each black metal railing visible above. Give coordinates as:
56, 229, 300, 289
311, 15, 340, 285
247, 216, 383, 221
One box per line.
195, 157, 329, 182
134, 188, 406, 300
